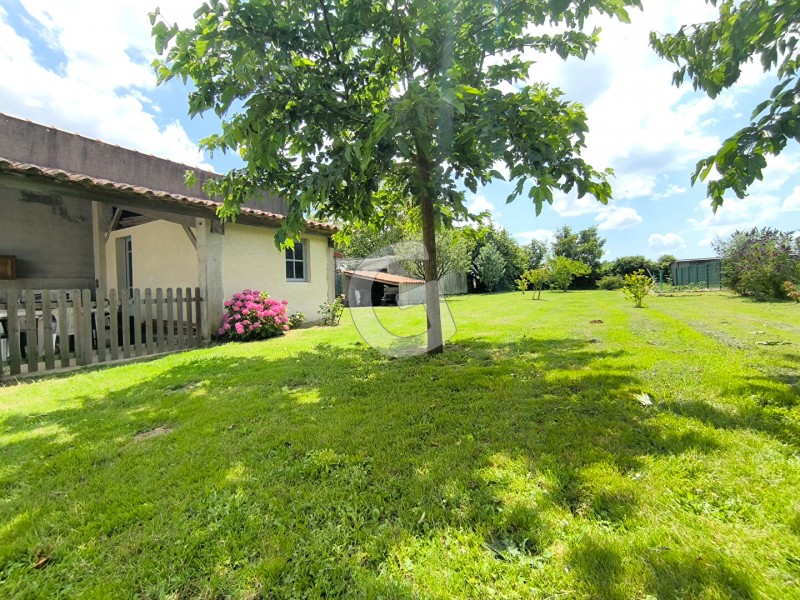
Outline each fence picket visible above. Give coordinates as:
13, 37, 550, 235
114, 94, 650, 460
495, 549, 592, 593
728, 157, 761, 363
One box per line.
95, 294, 106, 363
24, 289, 38, 372
185, 288, 193, 350
133, 289, 143, 357
81, 290, 93, 365
166, 289, 176, 351
73, 289, 85, 366
57, 290, 70, 369
144, 289, 154, 356
175, 288, 184, 349
42, 292, 55, 370
7, 290, 21, 375
121, 289, 131, 359
109, 289, 119, 361
155, 288, 164, 353
194, 287, 202, 347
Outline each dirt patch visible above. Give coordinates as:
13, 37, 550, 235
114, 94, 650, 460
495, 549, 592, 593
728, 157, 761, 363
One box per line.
133, 427, 173, 442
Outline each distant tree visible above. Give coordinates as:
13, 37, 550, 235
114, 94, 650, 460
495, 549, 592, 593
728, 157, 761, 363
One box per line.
713, 228, 800, 300
403, 229, 472, 280
338, 221, 408, 258
608, 255, 656, 277
651, 0, 800, 210
552, 225, 606, 285
548, 256, 591, 292
469, 223, 527, 292
473, 243, 506, 293
525, 239, 549, 270
656, 254, 677, 282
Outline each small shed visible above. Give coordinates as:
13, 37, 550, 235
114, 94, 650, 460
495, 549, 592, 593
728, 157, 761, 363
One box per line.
670, 258, 722, 288
341, 270, 425, 307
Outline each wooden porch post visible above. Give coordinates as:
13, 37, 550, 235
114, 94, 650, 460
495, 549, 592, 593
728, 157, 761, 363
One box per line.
196, 217, 224, 341
92, 201, 110, 298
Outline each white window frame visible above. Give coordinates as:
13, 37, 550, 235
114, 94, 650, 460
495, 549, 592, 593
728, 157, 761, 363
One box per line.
285, 239, 309, 282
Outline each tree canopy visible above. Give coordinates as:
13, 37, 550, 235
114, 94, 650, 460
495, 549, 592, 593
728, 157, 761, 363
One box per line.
152, 0, 641, 353
551, 225, 606, 285
651, 0, 800, 209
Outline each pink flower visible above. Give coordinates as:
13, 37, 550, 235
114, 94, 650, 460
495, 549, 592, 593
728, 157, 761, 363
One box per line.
235, 323, 245, 335
282, 325, 290, 331
282, 300, 289, 305
223, 323, 231, 331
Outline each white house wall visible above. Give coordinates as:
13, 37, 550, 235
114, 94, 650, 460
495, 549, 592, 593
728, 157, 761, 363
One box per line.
106, 220, 199, 294
220, 224, 333, 321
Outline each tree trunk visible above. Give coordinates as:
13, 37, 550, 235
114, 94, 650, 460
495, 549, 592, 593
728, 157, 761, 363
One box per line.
420, 191, 444, 355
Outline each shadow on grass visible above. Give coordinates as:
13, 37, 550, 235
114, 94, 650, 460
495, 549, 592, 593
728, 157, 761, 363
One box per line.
0, 335, 762, 597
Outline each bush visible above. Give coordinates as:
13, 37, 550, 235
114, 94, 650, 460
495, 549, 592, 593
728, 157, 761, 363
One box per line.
521, 267, 549, 300
473, 243, 506, 293
713, 227, 800, 299
319, 295, 345, 326
218, 290, 291, 340
622, 270, 654, 308
288, 311, 306, 328
597, 275, 624, 290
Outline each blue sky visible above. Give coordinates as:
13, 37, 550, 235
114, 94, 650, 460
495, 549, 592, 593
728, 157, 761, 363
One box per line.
1, 0, 798, 260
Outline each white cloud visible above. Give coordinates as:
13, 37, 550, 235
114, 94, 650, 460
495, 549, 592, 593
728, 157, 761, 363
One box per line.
0, 1, 212, 169
785, 187, 800, 212
468, 194, 496, 214
596, 206, 643, 231
654, 184, 688, 199
552, 191, 607, 217
649, 232, 686, 252
615, 173, 657, 199
513, 229, 555, 244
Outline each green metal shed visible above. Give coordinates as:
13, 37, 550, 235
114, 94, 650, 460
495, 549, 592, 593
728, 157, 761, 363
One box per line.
670, 258, 722, 288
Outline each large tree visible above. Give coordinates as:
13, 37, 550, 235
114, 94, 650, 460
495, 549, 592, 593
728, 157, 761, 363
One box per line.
152, 0, 640, 354
651, 0, 800, 209
551, 225, 606, 285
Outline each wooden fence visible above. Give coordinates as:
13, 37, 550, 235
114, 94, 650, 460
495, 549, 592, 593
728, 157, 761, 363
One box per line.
0, 287, 203, 380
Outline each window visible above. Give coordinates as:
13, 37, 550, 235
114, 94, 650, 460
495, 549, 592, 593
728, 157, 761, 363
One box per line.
285, 240, 307, 281
115, 235, 133, 293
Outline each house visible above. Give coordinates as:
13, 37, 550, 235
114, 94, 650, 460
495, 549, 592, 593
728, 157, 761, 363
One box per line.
0, 113, 336, 342
340, 269, 426, 307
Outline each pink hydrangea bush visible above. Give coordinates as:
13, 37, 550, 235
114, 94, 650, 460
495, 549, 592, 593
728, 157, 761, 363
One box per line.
218, 289, 292, 341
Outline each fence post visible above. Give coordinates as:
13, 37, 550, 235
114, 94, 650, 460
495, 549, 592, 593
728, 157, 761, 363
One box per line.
185, 288, 193, 350
81, 289, 93, 365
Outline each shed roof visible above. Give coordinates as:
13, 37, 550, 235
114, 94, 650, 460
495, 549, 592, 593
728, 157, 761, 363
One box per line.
0, 157, 337, 234
342, 270, 424, 285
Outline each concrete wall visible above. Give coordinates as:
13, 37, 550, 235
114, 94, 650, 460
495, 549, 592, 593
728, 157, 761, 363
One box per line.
0, 113, 289, 214
0, 182, 95, 299
220, 224, 334, 322
106, 221, 199, 294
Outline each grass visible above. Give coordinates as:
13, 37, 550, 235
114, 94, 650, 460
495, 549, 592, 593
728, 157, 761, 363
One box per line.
1, 290, 799, 599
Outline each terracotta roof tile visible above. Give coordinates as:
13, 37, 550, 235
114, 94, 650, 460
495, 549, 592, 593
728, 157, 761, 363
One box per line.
0, 157, 337, 234
342, 270, 424, 285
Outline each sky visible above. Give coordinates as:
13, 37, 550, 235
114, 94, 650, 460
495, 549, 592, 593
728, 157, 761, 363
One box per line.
1, 0, 798, 260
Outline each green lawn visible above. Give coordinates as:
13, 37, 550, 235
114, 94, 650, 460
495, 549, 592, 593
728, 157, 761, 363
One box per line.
1, 291, 799, 599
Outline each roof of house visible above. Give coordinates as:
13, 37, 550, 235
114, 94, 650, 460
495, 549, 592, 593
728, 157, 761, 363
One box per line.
672, 257, 720, 263
342, 269, 424, 285
0, 157, 337, 234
